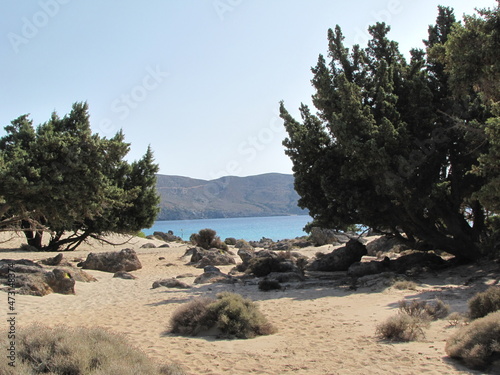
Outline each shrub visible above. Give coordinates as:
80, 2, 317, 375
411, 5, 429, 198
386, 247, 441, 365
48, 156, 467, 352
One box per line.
398, 299, 450, 320
224, 237, 237, 245
376, 314, 429, 342
392, 280, 418, 290
445, 311, 500, 371
0, 324, 184, 375
207, 292, 277, 339
190, 228, 228, 251
169, 297, 215, 336
258, 278, 282, 291
170, 292, 276, 339
468, 286, 500, 319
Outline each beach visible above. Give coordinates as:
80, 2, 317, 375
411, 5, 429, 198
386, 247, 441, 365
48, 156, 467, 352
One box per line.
0, 232, 497, 375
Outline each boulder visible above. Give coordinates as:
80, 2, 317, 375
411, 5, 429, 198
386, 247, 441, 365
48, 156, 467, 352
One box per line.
246, 256, 299, 277
347, 257, 390, 277
78, 248, 142, 273
191, 250, 236, 268
194, 271, 234, 284
45, 268, 75, 294
140, 243, 156, 248
307, 239, 367, 272
266, 272, 305, 283
237, 247, 255, 264
366, 235, 410, 256
310, 227, 339, 246
390, 251, 445, 273
258, 278, 282, 291
152, 231, 182, 242
152, 278, 191, 289
39, 253, 64, 266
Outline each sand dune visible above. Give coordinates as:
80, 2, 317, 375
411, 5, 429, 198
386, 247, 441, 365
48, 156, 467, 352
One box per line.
1, 232, 497, 374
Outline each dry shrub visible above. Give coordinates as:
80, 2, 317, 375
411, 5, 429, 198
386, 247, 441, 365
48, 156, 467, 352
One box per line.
445, 311, 500, 371
376, 314, 429, 341
169, 297, 215, 336
398, 299, 450, 320
468, 286, 500, 319
0, 324, 184, 375
392, 280, 418, 290
170, 292, 276, 339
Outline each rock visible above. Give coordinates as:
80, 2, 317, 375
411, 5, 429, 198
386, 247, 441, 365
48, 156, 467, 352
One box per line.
310, 227, 339, 246
366, 235, 410, 256
176, 273, 196, 279
237, 247, 255, 264
159, 243, 170, 248
152, 278, 191, 289
140, 243, 156, 248
158, 257, 166, 260
0, 259, 94, 296
266, 272, 305, 283
204, 265, 221, 273
193, 250, 236, 268
152, 231, 182, 242
194, 271, 234, 284
246, 257, 299, 277
307, 239, 367, 272
113, 271, 137, 280
45, 268, 75, 294
235, 239, 253, 251
347, 258, 390, 277
39, 253, 64, 266
78, 248, 142, 273
390, 251, 445, 273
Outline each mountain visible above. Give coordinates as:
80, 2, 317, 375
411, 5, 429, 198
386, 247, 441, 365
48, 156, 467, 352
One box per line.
155, 173, 306, 220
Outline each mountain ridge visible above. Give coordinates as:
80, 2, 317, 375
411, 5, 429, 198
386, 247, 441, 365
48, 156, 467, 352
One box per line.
155, 173, 306, 220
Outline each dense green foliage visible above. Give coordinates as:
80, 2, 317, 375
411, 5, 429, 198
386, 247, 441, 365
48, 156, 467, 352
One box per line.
0, 102, 160, 251
281, 5, 500, 260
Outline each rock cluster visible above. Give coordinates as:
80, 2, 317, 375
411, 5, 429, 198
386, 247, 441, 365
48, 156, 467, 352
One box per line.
78, 248, 142, 273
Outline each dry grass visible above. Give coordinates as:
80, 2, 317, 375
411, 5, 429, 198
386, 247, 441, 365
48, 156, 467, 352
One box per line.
392, 280, 418, 290
398, 299, 450, 321
446, 311, 500, 371
0, 324, 184, 375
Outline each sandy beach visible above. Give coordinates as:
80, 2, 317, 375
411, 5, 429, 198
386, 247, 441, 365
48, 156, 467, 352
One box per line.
1, 232, 498, 375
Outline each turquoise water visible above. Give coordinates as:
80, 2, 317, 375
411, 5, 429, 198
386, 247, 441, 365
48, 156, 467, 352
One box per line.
143, 215, 312, 241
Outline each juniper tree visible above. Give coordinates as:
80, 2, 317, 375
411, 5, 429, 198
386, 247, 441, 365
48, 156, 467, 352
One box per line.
281, 6, 494, 260
0, 102, 160, 251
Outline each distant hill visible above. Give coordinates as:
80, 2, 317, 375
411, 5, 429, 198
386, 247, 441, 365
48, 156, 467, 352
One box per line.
155, 173, 306, 220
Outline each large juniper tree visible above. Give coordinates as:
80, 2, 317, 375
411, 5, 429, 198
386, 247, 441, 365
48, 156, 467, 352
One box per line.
0, 102, 160, 251
281, 6, 495, 260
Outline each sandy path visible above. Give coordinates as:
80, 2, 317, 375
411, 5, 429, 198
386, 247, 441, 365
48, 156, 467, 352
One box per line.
1, 233, 494, 374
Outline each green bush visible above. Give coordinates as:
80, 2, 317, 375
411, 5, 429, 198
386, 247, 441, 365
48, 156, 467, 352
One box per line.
468, 286, 500, 319
445, 311, 500, 371
170, 292, 276, 339
376, 314, 429, 342
0, 324, 184, 375
190, 228, 228, 251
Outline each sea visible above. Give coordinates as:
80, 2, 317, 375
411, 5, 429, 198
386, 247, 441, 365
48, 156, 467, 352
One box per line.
143, 215, 312, 242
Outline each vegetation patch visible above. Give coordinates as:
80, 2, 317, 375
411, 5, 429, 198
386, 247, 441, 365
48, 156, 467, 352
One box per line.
170, 292, 276, 339
376, 314, 429, 342
445, 311, 500, 372
468, 286, 500, 319
0, 324, 184, 375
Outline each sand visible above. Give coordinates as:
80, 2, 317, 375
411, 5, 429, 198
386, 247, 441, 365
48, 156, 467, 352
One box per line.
1, 232, 498, 375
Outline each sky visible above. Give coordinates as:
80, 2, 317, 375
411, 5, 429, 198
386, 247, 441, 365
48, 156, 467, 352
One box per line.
1, 0, 496, 180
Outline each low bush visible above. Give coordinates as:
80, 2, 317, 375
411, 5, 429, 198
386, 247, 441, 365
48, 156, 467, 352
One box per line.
224, 237, 237, 246
468, 286, 500, 319
398, 299, 450, 320
0, 324, 184, 375
169, 297, 215, 336
170, 292, 276, 339
258, 278, 282, 291
392, 280, 418, 290
190, 228, 228, 251
445, 311, 500, 371
376, 314, 429, 342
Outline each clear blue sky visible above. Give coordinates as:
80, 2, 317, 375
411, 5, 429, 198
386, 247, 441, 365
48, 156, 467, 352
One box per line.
1, 0, 495, 180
